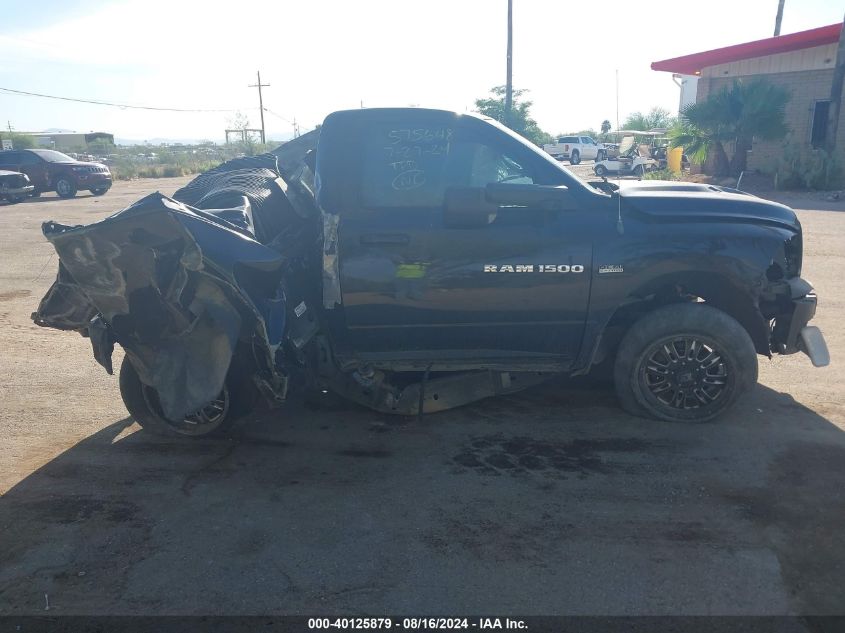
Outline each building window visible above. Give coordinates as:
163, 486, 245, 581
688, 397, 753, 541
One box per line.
811, 100, 830, 149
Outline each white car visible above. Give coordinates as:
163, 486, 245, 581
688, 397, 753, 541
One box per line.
543, 136, 606, 165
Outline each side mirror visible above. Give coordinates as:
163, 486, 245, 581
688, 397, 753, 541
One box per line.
484, 183, 577, 210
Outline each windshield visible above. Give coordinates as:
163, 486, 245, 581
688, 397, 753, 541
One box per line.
30, 150, 75, 163
618, 136, 636, 155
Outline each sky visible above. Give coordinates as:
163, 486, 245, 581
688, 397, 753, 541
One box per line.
0, 0, 841, 143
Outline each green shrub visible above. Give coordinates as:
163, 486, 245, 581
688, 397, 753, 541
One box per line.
644, 169, 685, 181
110, 159, 222, 180
775, 145, 844, 190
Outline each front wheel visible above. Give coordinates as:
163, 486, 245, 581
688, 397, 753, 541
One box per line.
90, 187, 110, 196
594, 164, 608, 177
569, 151, 581, 165
55, 177, 77, 199
119, 356, 254, 437
613, 303, 758, 423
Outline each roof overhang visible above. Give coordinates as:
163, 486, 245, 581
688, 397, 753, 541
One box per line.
651, 22, 842, 75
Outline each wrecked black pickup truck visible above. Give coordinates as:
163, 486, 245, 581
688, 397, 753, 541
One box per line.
33, 108, 829, 436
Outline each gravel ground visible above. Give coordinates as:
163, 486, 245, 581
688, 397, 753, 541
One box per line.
1, 176, 844, 617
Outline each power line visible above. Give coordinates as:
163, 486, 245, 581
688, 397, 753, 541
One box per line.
263, 107, 294, 125
263, 107, 311, 136
0, 86, 252, 113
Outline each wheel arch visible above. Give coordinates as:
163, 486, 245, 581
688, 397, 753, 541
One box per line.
586, 270, 770, 371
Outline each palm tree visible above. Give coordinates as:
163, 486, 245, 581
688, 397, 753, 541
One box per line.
670, 79, 790, 176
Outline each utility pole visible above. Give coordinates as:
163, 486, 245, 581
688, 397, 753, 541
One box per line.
248, 71, 269, 144
773, 0, 785, 36
826, 15, 845, 153
504, 0, 513, 126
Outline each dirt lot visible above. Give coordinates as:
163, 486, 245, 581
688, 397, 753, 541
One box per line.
1, 177, 845, 617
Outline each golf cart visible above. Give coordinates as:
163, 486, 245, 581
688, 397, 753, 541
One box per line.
593, 134, 657, 178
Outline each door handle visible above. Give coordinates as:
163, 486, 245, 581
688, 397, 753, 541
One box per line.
360, 233, 411, 246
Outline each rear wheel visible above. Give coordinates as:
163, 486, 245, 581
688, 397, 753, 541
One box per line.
119, 356, 255, 437
55, 177, 77, 199
570, 150, 581, 165
613, 303, 758, 423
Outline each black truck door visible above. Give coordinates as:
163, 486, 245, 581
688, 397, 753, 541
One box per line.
319, 109, 595, 364
422, 117, 594, 362
317, 110, 447, 358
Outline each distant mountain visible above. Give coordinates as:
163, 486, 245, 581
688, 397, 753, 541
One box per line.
115, 132, 295, 147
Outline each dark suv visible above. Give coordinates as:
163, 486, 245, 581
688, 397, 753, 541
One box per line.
0, 149, 112, 198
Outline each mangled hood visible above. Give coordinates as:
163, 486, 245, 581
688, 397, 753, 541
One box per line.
618, 180, 800, 232
32, 150, 323, 422
33, 191, 288, 421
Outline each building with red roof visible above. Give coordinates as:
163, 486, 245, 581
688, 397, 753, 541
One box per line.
652, 23, 843, 173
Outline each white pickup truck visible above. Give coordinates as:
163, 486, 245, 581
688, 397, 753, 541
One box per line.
542, 135, 606, 165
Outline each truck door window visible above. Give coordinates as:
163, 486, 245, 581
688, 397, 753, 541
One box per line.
360, 122, 535, 208
360, 124, 452, 208
459, 143, 534, 186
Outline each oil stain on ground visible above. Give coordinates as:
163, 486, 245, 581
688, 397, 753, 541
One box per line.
452, 434, 651, 477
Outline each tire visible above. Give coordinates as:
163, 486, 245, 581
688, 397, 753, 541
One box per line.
30, 189, 41, 198
7, 195, 25, 204
613, 303, 758, 423
119, 356, 256, 437
569, 150, 581, 165
594, 164, 608, 177
90, 187, 110, 196
633, 165, 645, 178
55, 177, 77, 199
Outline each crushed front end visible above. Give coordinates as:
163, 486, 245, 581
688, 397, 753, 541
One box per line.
32, 153, 320, 423
760, 232, 830, 367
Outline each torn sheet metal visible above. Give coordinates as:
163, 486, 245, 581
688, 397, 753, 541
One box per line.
33, 192, 287, 421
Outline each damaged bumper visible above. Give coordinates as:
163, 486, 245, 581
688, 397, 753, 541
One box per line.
1, 184, 34, 198
770, 277, 830, 367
